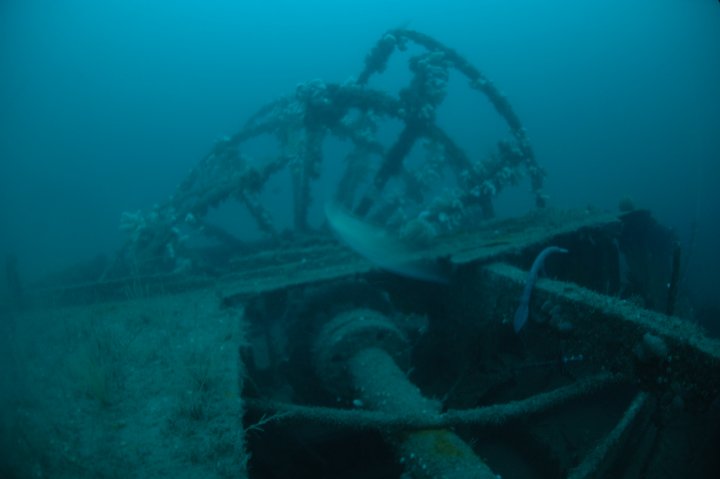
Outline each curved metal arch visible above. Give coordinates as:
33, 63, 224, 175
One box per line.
115, 29, 546, 276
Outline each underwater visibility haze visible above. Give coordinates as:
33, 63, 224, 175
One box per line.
1, 1, 720, 478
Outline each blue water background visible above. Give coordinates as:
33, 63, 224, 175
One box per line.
1, 0, 718, 304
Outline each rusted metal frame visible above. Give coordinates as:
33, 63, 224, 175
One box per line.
352, 122, 423, 217
478, 262, 720, 410
360, 29, 544, 207
425, 125, 496, 219
239, 84, 399, 228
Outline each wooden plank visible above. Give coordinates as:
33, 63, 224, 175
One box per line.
219, 208, 618, 300
25, 208, 619, 306
439, 208, 618, 265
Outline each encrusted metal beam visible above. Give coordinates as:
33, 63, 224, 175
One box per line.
245, 372, 621, 432
568, 392, 653, 479
478, 262, 720, 410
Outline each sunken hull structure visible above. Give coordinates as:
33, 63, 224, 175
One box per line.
2, 30, 718, 479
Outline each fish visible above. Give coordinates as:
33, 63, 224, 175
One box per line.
325, 203, 449, 283
514, 246, 569, 333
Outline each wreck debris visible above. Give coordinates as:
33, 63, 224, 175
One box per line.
112, 29, 543, 278
313, 309, 497, 478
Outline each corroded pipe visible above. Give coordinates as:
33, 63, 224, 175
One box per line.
313, 309, 497, 479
